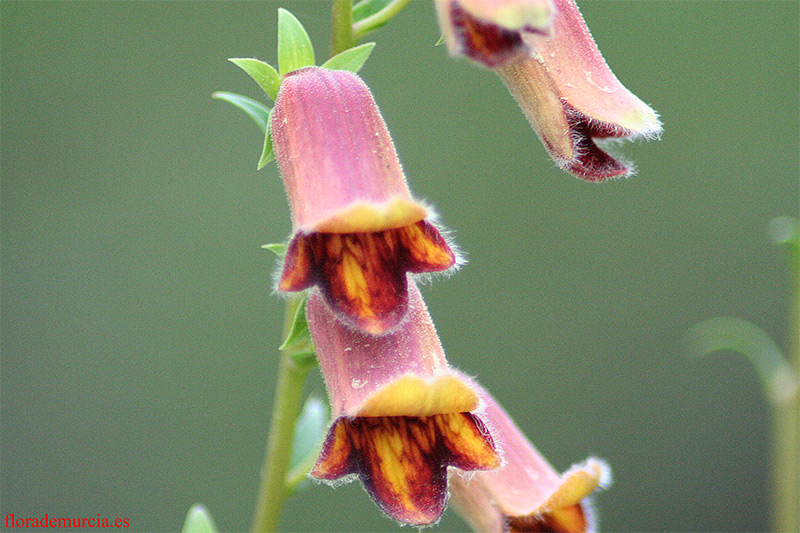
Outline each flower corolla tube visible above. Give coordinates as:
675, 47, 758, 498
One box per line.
272, 67, 458, 335
449, 373, 611, 532
306, 282, 500, 526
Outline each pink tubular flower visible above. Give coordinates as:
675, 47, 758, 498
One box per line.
449, 374, 610, 532
495, 0, 662, 180
272, 67, 457, 335
306, 283, 500, 526
435, 0, 553, 68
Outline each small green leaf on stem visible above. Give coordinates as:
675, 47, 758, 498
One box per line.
229, 58, 280, 100
321, 42, 376, 72
286, 396, 329, 493
257, 107, 276, 169
279, 295, 316, 366
278, 9, 315, 75
687, 316, 798, 405
261, 242, 288, 258
211, 92, 271, 134
181, 504, 218, 533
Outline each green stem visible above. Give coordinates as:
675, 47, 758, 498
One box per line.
772, 228, 800, 532
352, 0, 413, 42
331, 0, 355, 56
251, 294, 310, 533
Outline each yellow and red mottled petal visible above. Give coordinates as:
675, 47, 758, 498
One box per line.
311, 414, 499, 526
401, 221, 456, 273
311, 417, 356, 480
505, 503, 588, 532
279, 222, 455, 334
278, 234, 315, 292
437, 411, 500, 471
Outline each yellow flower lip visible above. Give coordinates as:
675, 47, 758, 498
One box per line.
356, 374, 479, 417
309, 197, 428, 234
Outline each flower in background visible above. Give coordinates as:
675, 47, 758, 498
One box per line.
272, 67, 458, 335
435, 0, 553, 67
494, 0, 662, 180
306, 282, 500, 525
449, 373, 610, 531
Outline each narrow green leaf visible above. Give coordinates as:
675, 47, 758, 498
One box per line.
229, 58, 280, 100
261, 242, 287, 258
687, 316, 798, 405
257, 107, 276, 169
321, 43, 376, 72
279, 296, 316, 366
181, 504, 217, 533
286, 396, 329, 493
212, 91, 270, 134
278, 9, 315, 75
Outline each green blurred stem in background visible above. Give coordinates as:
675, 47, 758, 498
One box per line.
690, 217, 800, 532
773, 216, 800, 532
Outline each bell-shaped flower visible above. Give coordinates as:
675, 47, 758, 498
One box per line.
272, 67, 458, 335
435, 0, 553, 68
449, 374, 610, 532
306, 282, 500, 525
494, 0, 662, 180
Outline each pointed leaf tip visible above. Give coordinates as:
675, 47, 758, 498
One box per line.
287, 396, 329, 493
229, 58, 280, 100
257, 107, 276, 169
181, 504, 217, 533
261, 242, 288, 258
212, 91, 271, 134
278, 8, 315, 75
279, 296, 316, 365
321, 43, 376, 72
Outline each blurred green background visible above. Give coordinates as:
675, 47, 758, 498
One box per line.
2, 1, 798, 531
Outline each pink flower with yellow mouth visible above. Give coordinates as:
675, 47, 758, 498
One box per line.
449, 373, 610, 532
496, 0, 662, 180
437, 0, 661, 181
306, 282, 500, 525
272, 67, 458, 335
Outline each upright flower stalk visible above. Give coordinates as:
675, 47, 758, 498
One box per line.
214, 0, 659, 527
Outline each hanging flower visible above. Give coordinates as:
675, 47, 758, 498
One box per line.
494, 0, 662, 180
449, 373, 611, 532
306, 282, 500, 525
272, 67, 458, 335
435, 0, 553, 68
